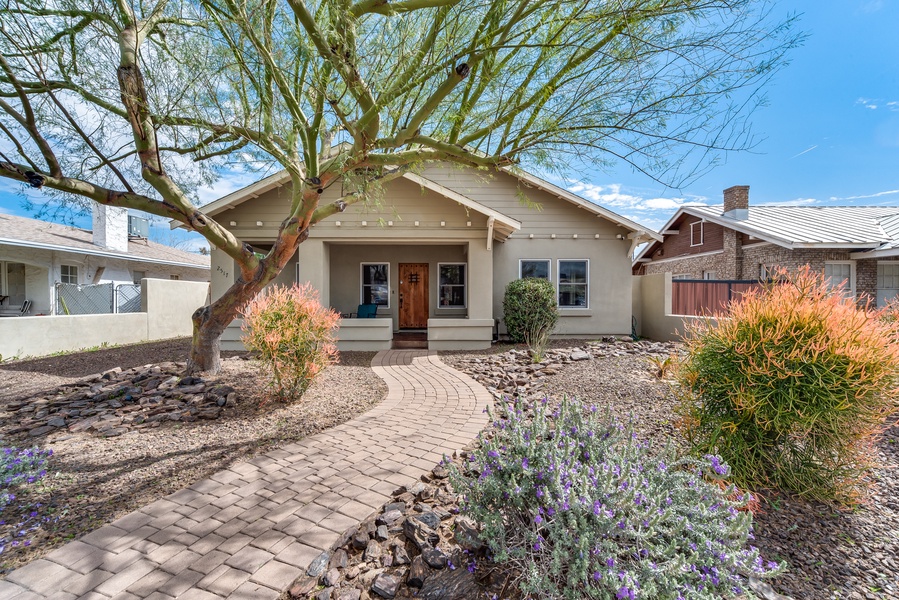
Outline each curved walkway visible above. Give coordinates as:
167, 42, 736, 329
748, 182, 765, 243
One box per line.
0, 350, 491, 600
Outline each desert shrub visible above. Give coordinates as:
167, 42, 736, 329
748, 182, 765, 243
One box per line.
241, 283, 340, 399
676, 266, 899, 506
449, 397, 780, 600
503, 278, 559, 360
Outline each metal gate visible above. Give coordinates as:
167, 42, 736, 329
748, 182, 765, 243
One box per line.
115, 284, 142, 313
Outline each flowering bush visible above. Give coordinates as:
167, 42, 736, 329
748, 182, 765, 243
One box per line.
1, 447, 53, 555
241, 283, 340, 400
676, 266, 899, 506
450, 397, 780, 599
503, 278, 559, 361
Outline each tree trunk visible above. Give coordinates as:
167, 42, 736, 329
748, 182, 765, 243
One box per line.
186, 278, 264, 374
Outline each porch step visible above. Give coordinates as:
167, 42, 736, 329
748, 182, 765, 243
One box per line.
392, 331, 428, 350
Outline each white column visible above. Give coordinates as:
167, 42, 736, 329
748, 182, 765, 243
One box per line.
296, 239, 330, 307
467, 239, 493, 320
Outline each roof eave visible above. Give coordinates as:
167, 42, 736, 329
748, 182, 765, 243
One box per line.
0, 237, 210, 270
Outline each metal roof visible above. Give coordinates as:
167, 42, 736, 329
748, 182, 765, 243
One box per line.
0, 213, 210, 270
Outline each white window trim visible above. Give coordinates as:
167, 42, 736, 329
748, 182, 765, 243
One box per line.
690, 221, 704, 247
876, 261, 899, 307
702, 271, 716, 280
519, 258, 551, 280
557, 258, 589, 309
360, 262, 391, 309
437, 262, 467, 309
0, 261, 7, 295
60, 264, 79, 285
824, 260, 855, 299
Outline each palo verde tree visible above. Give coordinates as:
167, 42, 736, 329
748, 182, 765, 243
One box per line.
0, 0, 798, 373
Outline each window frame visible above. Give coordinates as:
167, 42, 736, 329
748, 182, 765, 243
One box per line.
690, 221, 704, 247
360, 262, 391, 308
824, 260, 855, 299
876, 261, 899, 307
170, 274, 180, 281
557, 258, 589, 309
60, 264, 79, 285
672, 273, 692, 280
702, 271, 716, 280
437, 262, 467, 309
519, 258, 551, 280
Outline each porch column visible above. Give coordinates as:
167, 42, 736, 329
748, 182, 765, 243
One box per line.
296, 239, 330, 307
467, 239, 493, 320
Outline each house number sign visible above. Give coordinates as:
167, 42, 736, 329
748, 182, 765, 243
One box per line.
409, 273, 419, 283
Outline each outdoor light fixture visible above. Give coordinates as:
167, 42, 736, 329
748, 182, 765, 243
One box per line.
440, 221, 445, 227
551, 233, 556, 239
573, 234, 578, 239
256, 221, 263, 227
229, 221, 237, 226
362, 221, 367, 226
335, 221, 341, 227
414, 221, 420, 227
466, 221, 472, 227
595, 234, 600, 239
388, 221, 393, 226
529, 233, 534, 239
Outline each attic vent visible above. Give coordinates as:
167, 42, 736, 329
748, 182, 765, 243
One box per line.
128, 215, 149, 238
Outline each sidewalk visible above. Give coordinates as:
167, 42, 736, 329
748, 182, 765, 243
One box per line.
0, 350, 491, 600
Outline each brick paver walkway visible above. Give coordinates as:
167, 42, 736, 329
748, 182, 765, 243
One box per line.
0, 350, 491, 600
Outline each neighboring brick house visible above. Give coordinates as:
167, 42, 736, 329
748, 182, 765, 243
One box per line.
633, 186, 899, 306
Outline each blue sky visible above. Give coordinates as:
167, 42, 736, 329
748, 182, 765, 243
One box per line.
1, 0, 897, 244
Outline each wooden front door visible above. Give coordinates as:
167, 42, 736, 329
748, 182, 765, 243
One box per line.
399, 263, 429, 329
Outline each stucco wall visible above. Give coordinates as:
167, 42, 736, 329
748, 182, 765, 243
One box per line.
0, 279, 209, 360
634, 273, 716, 342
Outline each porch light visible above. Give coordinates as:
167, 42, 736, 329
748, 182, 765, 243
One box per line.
595, 234, 600, 239
551, 234, 556, 239
466, 221, 471, 227
440, 221, 445, 227
529, 233, 534, 239
573, 234, 578, 239
388, 221, 393, 226
335, 221, 341, 227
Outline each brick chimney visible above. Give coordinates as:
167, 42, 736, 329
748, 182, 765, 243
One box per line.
722, 185, 749, 220
92, 204, 129, 252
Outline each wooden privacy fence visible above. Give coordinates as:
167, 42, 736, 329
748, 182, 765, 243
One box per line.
671, 280, 765, 316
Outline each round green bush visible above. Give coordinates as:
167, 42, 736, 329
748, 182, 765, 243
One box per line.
503, 278, 559, 353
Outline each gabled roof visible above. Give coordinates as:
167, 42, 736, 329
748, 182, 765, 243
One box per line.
190, 165, 660, 242
636, 204, 899, 262
0, 213, 210, 269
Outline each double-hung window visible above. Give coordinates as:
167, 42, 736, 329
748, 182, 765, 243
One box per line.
558, 259, 589, 308
60, 265, 78, 284
824, 261, 854, 299
438, 264, 466, 308
690, 221, 704, 246
361, 263, 390, 307
519, 259, 550, 280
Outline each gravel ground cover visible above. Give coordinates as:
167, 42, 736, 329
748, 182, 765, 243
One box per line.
443, 340, 899, 600
0, 339, 386, 573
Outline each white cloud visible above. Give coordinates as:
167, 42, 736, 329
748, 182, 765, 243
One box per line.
567, 182, 707, 213
195, 170, 262, 206
856, 97, 899, 111
758, 197, 819, 206
829, 189, 899, 201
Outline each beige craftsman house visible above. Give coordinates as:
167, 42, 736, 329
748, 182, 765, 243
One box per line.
634, 185, 899, 306
201, 164, 660, 351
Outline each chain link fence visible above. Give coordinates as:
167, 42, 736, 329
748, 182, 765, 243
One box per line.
56, 283, 114, 315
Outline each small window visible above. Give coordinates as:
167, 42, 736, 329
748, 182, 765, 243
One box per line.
438, 263, 466, 308
703, 271, 716, 280
60, 265, 78, 285
170, 274, 180, 280
558, 259, 588, 308
132, 270, 145, 284
690, 221, 704, 247
519, 259, 550, 280
824, 262, 854, 299
672, 274, 692, 280
759, 264, 773, 281
877, 262, 899, 307
361, 263, 390, 307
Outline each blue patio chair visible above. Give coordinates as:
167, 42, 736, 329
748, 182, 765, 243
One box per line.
356, 303, 378, 318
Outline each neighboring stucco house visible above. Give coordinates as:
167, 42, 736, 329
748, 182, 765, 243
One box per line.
634, 186, 899, 306
200, 164, 660, 351
0, 206, 209, 316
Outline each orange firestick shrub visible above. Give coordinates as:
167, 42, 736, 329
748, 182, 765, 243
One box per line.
241, 283, 340, 400
676, 266, 899, 506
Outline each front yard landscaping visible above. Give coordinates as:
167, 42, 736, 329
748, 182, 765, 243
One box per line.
0, 338, 896, 599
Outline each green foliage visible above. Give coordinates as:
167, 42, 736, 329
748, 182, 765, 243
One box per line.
503, 278, 559, 360
676, 267, 899, 506
450, 397, 780, 599
241, 283, 340, 400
